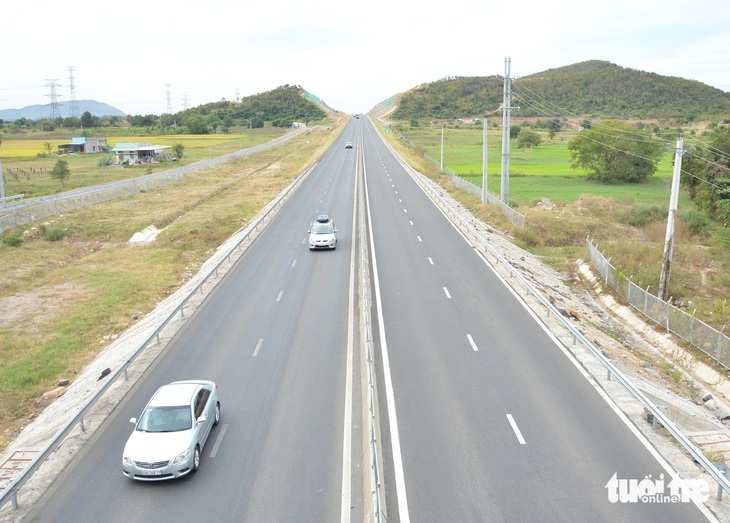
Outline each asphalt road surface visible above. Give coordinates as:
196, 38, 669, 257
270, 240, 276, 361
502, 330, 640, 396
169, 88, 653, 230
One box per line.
25, 117, 710, 522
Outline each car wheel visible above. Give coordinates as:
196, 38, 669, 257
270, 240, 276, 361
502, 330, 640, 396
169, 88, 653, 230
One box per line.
193, 445, 200, 472
214, 403, 220, 426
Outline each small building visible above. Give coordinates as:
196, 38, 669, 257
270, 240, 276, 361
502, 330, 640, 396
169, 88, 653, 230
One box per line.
57, 137, 108, 154
111, 142, 173, 164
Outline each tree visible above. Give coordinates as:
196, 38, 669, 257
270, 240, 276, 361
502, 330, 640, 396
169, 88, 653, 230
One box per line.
184, 114, 209, 134
172, 142, 185, 160
568, 120, 664, 183
50, 159, 71, 185
43, 142, 53, 155
81, 111, 93, 128
682, 128, 730, 223
517, 130, 542, 149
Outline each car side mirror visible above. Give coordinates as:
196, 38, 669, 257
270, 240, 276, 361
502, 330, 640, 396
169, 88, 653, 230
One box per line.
197, 415, 207, 424
129, 417, 137, 424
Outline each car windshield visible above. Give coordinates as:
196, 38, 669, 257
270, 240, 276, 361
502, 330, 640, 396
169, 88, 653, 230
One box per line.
312, 223, 333, 234
137, 406, 192, 432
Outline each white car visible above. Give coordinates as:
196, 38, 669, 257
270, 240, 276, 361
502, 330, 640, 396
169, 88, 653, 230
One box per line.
308, 215, 337, 250
122, 380, 220, 481
345, 141, 353, 149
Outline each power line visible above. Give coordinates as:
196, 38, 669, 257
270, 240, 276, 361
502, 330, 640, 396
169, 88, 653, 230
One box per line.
165, 83, 173, 114
67, 66, 80, 119
43, 79, 63, 119
510, 76, 729, 194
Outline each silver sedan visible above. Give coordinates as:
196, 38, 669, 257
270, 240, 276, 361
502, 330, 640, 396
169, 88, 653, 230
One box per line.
122, 380, 220, 481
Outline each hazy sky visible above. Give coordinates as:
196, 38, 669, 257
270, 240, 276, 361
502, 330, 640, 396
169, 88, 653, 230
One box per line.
2, 0, 729, 116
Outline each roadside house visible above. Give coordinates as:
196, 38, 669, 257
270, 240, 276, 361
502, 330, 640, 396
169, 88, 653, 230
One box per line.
111, 142, 173, 164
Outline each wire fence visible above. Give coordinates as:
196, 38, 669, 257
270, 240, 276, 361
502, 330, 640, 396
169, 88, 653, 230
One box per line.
394, 131, 526, 228
587, 238, 730, 369
0, 128, 308, 234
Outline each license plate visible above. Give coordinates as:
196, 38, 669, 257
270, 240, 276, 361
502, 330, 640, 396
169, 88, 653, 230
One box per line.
142, 469, 162, 475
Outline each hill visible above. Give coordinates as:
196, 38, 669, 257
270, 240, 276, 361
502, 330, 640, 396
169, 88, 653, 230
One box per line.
0, 100, 126, 121
170, 85, 328, 127
389, 61, 730, 121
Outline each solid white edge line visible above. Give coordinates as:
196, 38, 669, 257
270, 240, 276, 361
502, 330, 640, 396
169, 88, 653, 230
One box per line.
364, 136, 411, 522
340, 138, 358, 523
506, 414, 526, 445
371, 121, 719, 522
469, 246, 719, 521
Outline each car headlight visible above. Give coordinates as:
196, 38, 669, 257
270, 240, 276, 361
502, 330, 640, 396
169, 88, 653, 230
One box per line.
172, 448, 191, 465
123, 456, 134, 467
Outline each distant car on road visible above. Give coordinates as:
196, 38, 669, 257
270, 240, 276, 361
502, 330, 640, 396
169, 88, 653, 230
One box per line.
308, 215, 337, 250
345, 141, 353, 149
122, 380, 220, 481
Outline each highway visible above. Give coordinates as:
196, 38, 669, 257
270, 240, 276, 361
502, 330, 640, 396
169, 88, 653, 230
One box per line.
25, 116, 709, 522
27, 122, 360, 522
359, 119, 707, 522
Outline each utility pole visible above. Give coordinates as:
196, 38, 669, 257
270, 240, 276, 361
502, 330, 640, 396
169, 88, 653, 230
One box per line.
659, 135, 685, 301
440, 125, 444, 172
500, 57, 512, 202
482, 118, 488, 204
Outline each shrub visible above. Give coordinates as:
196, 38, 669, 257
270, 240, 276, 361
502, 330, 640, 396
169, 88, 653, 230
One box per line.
620, 205, 665, 228
681, 209, 711, 236
2, 236, 23, 247
45, 227, 65, 241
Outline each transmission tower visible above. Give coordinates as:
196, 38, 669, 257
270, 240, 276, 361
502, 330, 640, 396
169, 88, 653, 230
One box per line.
67, 66, 80, 119
44, 79, 63, 119
165, 83, 173, 114
181, 95, 190, 111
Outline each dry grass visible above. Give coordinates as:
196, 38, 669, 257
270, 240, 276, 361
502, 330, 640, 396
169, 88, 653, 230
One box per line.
375, 120, 730, 331
0, 124, 341, 451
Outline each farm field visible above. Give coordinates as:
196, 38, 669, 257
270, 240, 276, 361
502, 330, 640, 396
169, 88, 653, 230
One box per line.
0, 128, 289, 199
396, 126, 682, 208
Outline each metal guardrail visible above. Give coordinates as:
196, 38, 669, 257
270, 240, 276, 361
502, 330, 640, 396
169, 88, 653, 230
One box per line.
375, 129, 730, 501
587, 239, 730, 371
358, 148, 384, 522
0, 128, 308, 234
0, 151, 321, 512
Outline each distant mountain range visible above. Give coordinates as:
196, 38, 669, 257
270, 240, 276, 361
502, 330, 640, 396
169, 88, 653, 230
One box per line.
0, 100, 126, 121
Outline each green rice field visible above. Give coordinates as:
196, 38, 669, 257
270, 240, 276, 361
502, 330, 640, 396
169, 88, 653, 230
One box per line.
396, 126, 681, 208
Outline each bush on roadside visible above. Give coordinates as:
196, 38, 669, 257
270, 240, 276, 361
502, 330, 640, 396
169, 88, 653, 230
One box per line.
2, 236, 23, 247
45, 227, 65, 241
681, 209, 711, 236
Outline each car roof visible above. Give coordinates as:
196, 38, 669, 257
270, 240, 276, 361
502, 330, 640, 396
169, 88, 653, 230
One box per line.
148, 381, 210, 407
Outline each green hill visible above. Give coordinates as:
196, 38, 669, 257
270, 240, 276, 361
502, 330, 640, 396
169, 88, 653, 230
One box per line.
391, 61, 730, 121
165, 84, 328, 127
